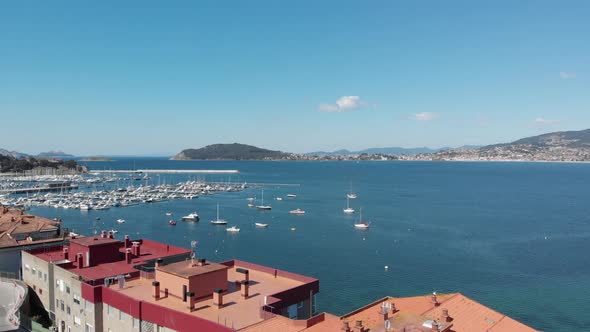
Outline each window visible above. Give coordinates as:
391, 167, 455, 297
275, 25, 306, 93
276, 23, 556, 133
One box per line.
132, 318, 139, 330
38, 270, 42, 279
312, 294, 318, 315
85, 323, 94, 332
74, 316, 81, 326
56, 299, 59, 308
60, 300, 65, 311
297, 301, 304, 309
119, 310, 129, 322
67, 306, 71, 315
287, 304, 298, 319
39, 288, 43, 295
66, 285, 70, 294
44, 273, 47, 282
32, 267, 36, 275
25, 264, 30, 272
73, 293, 81, 305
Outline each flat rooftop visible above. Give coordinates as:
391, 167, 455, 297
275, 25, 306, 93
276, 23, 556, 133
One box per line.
112, 263, 307, 330
31, 238, 191, 282
157, 260, 229, 278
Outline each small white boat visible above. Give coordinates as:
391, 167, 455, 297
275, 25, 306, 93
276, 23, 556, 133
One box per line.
182, 212, 200, 222
354, 209, 369, 229
287, 194, 297, 198
110, 229, 119, 234
256, 188, 272, 210
247, 197, 256, 201
347, 193, 358, 199
255, 223, 269, 228
80, 204, 90, 211
69, 232, 80, 237
211, 204, 228, 225
226, 226, 240, 232
275, 197, 283, 201
343, 197, 355, 214
165, 212, 172, 216
289, 208, 305, 215
116, 219, 126, 224
247, 203, 254, 208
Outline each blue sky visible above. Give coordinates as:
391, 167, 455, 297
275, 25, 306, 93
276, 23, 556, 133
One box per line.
0, 1, 588, 155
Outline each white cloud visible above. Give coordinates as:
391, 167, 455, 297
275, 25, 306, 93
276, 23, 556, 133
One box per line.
411, 112, 439, 121
319, 96, 366, 112
534, 117, 559, 125
559, 71, 576, 79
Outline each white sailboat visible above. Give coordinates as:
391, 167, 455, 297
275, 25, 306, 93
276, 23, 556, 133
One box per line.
210, 204, 228, 225
256, 188, 272, 210
343, 197, 355, 214
354, 208, 369, 229
347, 181, 357, 199
255, 222, 269, 228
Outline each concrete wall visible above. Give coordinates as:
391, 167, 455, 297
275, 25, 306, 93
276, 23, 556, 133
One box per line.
188, 269, 227, 299
21, 251, 51, 310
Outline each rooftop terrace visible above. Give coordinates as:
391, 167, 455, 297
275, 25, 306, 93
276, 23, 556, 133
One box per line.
0, 205, 60, 248
111, 261, 314, 330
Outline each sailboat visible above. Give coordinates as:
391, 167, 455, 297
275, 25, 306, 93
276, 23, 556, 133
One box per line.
343, 197, 355, 214
256, 188, 272, 210
210, 204, 228, 225
354, 208, 369, 229
347, 181, 357, 199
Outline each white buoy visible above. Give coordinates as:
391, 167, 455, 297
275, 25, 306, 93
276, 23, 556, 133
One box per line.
384, 265, 389, 270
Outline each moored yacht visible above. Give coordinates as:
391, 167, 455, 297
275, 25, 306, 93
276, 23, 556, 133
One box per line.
289, 208, 305, 215
226, 226, 240, 232
343, 197, 355, 214
256, 188, 272, 210
181, 212, 200, 222
210, 204, 228, 225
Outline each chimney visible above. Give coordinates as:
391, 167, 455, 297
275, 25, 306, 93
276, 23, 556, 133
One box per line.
187, 292, 195, 311
240, 280, 249, 298
353, 320, 364, 332
62, 247, 69, 261
442, 308, 451, 322
131, 242, 141, 257
213, 288, 223, 308
198, 258, 206, 266
125, 248, 132, 264
107, 231, 114, 239
390, 302, 397, 314
101, 230, 107, 238
124, 235, 130, 248
76, 253, 84, 268
379, 303, 388, 321
155, 258, 163, 268
431, 292, 439, 306
341, 321, 351, 332
152, 281, 160, 300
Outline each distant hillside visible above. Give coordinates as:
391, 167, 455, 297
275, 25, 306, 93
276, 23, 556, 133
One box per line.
171, 143, 290, 160
36, 151, 75, 159
483, 129, 590, 150
307, 147, 442, 156
0, 148, 28, 159
430, 129, 590, 162
0, 155, 83, 173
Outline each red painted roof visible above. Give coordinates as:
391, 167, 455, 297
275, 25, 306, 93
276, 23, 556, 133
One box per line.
31, 238, 191, 282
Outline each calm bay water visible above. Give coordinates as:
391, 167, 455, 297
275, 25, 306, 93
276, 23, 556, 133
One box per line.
28, 159, 590, 331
